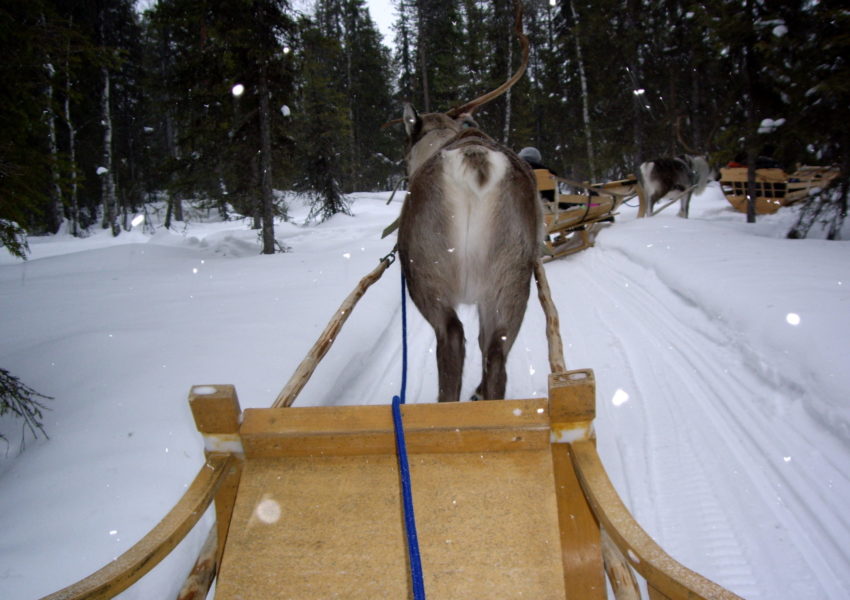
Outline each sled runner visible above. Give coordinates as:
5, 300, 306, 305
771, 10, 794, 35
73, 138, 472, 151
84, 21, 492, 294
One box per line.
720, 165, 839, 215
535, 169, 643, 260
42, 257, 742, 600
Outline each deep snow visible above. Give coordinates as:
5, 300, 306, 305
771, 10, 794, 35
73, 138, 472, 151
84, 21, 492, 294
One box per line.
1, 185, 848, 599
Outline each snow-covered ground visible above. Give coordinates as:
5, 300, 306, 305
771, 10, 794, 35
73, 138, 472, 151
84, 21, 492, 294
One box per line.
1, 184, 848, 599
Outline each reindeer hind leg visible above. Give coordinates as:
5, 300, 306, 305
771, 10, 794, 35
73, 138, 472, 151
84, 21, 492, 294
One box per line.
679, 191, 692, 218
431, 308, 465, 403
475, 285, 528, 400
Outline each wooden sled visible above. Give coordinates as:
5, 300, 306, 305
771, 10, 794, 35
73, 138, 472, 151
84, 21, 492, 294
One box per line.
43, 260, 742, 600
720, 165, 839, 215
535, 169, 643, 260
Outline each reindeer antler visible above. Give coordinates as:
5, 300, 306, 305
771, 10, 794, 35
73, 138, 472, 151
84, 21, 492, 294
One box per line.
675, 116, 699, 155
446, 0, 529, 118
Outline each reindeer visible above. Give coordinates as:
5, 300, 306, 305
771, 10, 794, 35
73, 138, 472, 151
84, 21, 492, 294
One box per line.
396, 2, 541, 403
639, 154, 714, 218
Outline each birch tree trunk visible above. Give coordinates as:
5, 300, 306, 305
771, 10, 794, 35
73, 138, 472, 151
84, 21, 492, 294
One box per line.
44, 61, 63, 234
417, 2, 430, 111
100, 64, 119, 235
569, 0, 596, 180
258, 65, 276, 254
64, 44, 80, 236
502, 15, 513, 145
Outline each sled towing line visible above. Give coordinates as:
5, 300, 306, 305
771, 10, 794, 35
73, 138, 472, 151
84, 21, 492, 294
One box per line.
42, 256, 742, 600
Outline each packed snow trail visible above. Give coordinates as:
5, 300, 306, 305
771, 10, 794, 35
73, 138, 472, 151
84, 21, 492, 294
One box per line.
543, 246, 848, 599
2, 190, 849, 599
321, 203, 850, 599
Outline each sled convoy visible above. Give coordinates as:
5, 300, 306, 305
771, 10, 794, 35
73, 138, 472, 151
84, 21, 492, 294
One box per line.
40, 159, 836, 600
537, 159, 838, 260
41, 71, 836, 600
38, 1, 838, 598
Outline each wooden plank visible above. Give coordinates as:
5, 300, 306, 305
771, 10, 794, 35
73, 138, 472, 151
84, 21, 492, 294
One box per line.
535, 168, 556, 191
569, 441, 744, 600
648, 584, 675, 600
551, 443, 605, 599
543, 228, 595, 261
215, 450, 567, 599
720, 167, 791, 214
211, 459, 242, 565
40, 454, 236, 600
549, 370, 595, 423
546, 202, 616, 235
240, 398, 551, 457
189, 385, 241, 434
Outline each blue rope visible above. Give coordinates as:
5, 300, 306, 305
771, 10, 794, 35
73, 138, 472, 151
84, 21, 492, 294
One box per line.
392, 269, 426, 599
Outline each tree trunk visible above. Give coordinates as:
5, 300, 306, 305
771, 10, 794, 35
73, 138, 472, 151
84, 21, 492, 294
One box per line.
64, 37, 80, 236
417, 2, 430, 111
502, 14, 513, 145
625, 0, 645, 165
569, 0, 596, 180
164, 110, 183, 227
258, 65, 276, 254
100, 65, 119, 235
743, 0, 758, 224
44, 61, 63, 234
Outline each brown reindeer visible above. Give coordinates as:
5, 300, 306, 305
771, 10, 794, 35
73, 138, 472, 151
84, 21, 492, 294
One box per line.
396, 2, 541, 403
639, 154, 714, 218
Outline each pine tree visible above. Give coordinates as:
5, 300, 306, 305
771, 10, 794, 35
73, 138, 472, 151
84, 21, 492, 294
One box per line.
294, 16, 352, 221
339, 0, 397, 191
147, 0, 296, 250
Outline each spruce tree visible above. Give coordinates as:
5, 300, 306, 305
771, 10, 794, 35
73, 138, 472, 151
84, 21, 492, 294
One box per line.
294, 16, 352, 221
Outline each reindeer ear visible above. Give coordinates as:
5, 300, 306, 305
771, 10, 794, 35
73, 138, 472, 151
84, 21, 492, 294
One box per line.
403, 103, 420, 138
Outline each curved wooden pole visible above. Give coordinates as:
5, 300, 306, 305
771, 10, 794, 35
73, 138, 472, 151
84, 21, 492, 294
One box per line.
569, 441, 743, 600
533, 259, 567, 373
175, 525, 218, 600
273, 255, 394, 408
41, 454, 236, 600
600, 527, 641, 600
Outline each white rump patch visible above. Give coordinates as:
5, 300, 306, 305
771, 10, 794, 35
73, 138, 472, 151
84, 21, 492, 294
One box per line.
441, 148, 509, 302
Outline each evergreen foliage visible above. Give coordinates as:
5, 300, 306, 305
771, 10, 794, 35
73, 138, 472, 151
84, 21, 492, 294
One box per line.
1, 0, 848, 254
0, 368, 51, 443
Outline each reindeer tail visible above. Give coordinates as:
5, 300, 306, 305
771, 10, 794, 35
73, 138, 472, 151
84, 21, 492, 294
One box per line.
691, 156, 713, 194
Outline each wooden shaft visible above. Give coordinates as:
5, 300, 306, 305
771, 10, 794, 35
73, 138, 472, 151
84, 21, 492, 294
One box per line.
273, 256, 393, 408
636, 184, 649, 218
41, 454, 235, 600
533, 258, 567, 373
175, 525, 218, 600
600, 527, 641, 600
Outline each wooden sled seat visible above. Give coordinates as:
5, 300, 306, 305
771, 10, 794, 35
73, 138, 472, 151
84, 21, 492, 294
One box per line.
42, 371, 742, 600
219, 400, 568, 598
720, 165, 839, 214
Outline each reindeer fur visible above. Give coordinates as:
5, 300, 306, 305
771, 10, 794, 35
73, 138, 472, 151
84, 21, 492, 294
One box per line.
639, 155, 713, 218
398, 104, 542, 402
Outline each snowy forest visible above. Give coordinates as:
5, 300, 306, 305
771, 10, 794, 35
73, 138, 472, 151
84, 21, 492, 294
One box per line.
3, 2, 850, 598
1, 0, 849, 259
